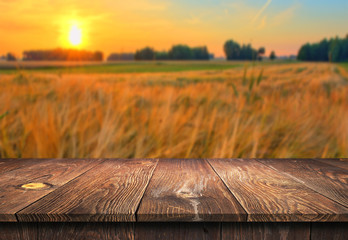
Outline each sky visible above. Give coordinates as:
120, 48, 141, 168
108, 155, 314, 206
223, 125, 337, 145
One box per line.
0, 0, 347, 58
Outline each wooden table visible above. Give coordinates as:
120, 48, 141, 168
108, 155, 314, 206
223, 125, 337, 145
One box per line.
0, 158, 347, 239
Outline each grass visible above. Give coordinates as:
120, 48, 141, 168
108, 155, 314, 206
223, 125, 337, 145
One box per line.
0, 61, 347, 158
0, 61, 242, 74
0, 60, 300, 74
340, 62, 348, 71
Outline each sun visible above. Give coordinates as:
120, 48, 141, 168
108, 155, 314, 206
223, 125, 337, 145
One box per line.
68, 24, 82, 47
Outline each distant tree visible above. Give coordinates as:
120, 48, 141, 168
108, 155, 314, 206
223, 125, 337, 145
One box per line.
310, 43, 321, 61
270, 51, 276, 61
107, 53, 134, 61
168, 45, 193, 60
134, 47, 155, 60
330, 37, 343, 62
6, 52, 17, 61
224, 40, 240, 60
342, 37, 348, 61
155, 51, 169, 60
318, 39, 329, 61
257, 47, 265, 61
23, 49, 104, 61
297, 43, 312, 61
240, 44, 257, 60
131, 45, 211, 61
297, 34, 348, 62
94, 51, 104, 61
224, 40, 260, 61
192, 46, 210, 60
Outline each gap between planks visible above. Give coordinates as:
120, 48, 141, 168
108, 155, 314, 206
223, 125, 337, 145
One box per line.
134, 159, 160, 222
205, 158, 249, 217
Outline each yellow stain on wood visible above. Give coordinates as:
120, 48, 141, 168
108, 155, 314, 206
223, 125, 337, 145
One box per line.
21, 182, 49, 190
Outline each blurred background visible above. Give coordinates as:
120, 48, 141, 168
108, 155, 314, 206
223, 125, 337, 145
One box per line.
0, 0, 347, 158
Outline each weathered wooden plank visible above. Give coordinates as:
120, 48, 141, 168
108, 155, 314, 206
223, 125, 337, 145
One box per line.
137, 159, 246, 222
135, 223, 220, 240
0, 159, 52, 175
37, 223, 134, 240
0, 223, 133, 240
222, 222, 310, 240
0, 159, 102, 222
17, 159, 158, 222
2, 222, 347, 240
258, 159, 348, 208
311, 223, 348, 240
209, 159, 348, 221
314, 158, 348, 170
0, 223, 37, 240
0, 159, 23, 175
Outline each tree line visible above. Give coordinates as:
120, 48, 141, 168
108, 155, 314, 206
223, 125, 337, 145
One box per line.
3, 35, 348, 62
107, 53, 134, 61
297, 34, 348, 62
108, 41, 274, 61
224, 40, 265, 61
24, 37, 348, 62
22, 48, 104, 61
1, 53, 17, 61
133, 45, 213, 60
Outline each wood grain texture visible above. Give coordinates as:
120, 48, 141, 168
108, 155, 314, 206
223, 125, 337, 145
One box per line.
1, 222, 347, 240
37, 223, 134, 240
0, 159, 25, 175
258, 159, 348, 208
0, 159, 52, 175
0, 159, 102, 222
135, 223, 220, 240
222, 222, 310, 240
314, 158, 348, 170
0, 223, 37, 240
311, 223, 348, 240
0, 223, 133, 240
137, 159, 246, 222
17, 159, 158, 222
209, 159, 348, 221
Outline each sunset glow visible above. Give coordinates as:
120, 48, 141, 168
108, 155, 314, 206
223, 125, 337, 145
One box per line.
0, 0, 347, 57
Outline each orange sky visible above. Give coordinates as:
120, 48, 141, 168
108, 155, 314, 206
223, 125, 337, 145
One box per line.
1, 0, 347, 58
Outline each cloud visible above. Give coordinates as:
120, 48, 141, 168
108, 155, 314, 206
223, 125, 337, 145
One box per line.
258, 16, 267, 30
250, 2, 300, 30
271, 4, 300, 27
252, 0, 272, 23
224, 1, 257, 25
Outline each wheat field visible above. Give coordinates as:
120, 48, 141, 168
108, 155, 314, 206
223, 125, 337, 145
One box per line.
0, 62, 347, 158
